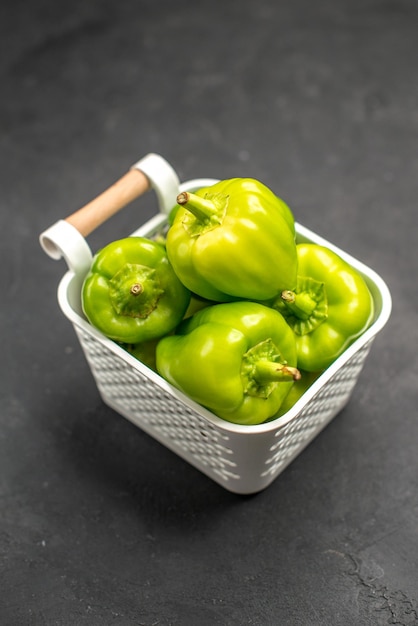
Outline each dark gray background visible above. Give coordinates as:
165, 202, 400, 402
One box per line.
1, 1, 417, 624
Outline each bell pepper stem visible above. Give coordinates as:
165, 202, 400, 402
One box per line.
281, 289, 317, 320
254, 360, 301, 384
130, 283, 143, 296
109, 264, 164, 319
177, 191, 221, 223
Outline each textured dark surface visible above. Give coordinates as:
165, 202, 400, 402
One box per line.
1, 1, 418, 624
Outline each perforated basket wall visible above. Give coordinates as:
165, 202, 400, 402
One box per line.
74, 321, 374, 493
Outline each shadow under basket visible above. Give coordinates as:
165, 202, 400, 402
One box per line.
40, 154, 392, 494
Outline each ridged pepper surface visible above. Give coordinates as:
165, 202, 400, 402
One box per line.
165, 178, 297, 302
82, 237, 190, 344
271, 243, 375, 371
156, 301, 300, 425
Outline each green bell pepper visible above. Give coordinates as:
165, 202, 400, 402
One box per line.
271, 243, 374, 371
82, 237, 191, 344
165, 178, 298, 302
156, 301, 300, 425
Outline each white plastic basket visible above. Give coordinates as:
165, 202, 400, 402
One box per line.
40, 154, 392, 494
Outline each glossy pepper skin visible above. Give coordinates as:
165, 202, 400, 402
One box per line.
165, 178, 298, 302
156, 301, 300, 425
271, 243, 374, 371
82, 237, 190, 344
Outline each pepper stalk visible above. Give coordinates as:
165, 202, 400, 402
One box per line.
176, 191, 227, 235
242, 338, 301, 398
277, 276, 328, 335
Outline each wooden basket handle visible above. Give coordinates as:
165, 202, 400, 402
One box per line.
64, 153, 180, 237
65, 168, 150, 238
